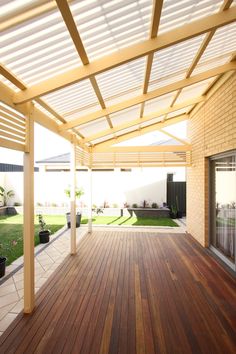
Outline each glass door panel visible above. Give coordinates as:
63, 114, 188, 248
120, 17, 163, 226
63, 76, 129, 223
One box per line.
210, 153, 236, 267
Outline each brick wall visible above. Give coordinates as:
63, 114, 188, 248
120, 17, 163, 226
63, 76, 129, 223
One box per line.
187, 73, 236, 246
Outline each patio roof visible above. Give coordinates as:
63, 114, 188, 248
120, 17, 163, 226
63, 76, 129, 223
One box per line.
0, 0, 236, 167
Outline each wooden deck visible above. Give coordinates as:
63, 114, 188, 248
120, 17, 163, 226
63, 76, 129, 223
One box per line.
0, 231, 236, 354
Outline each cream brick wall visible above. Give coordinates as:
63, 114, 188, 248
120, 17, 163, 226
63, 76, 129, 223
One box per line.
187, 73, 236, 247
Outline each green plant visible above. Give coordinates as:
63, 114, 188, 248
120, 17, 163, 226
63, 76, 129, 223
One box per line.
64, 186, 84, 199
132, 203, 138, 208
38, 214, 50, 233
152, 202, 158, 208
170, 205, 177, 218
14, 202, 21, 206
0, 186, 15, 206
92, 207, 103, 216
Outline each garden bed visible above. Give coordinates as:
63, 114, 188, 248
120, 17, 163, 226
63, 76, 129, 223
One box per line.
128, 207, 170, 218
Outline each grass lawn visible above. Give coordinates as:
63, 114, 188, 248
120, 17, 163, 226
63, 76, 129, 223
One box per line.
81, 215, 178, 227
0, 214, 66, 266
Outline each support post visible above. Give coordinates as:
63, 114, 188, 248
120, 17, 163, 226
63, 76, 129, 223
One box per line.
88, 167, 93, 233
70, 136, 77, 254
23, 103, 35, 313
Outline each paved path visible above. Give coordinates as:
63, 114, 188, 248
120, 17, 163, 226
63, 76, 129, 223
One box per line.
0, 226, 88, 335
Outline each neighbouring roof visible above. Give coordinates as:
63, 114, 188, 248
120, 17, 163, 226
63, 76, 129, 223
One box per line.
36, 153, 70, 164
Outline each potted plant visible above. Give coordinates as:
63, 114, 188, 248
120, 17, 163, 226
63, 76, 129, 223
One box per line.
0, 243, 7, 278
176, 196, 183, 218
65, 186, 84, 228
170, 205, 177, 219
38, 214, 50, 243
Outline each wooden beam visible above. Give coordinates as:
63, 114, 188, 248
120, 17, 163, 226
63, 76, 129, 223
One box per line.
23, 103, 35, 313
83, 97, 201, 143
0, 0, 53, 31
55, 0, 89, 65
56, 0, 112, 129
13, 7, 236, 103
0, 65, 84, 140
92, 114, 188, 149
93, 145, 192, 153
0, 81, 87, 150
189, 70, 235, 118
0, 137, 24, 151
140, 0, 164, 117
70, 135, 77, 255
89, 77, 113, 128
169, 0, 234, 111
59, 62, 236, 131
159, 129, 190, 146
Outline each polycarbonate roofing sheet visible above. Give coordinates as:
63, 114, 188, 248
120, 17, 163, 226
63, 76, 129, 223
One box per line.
0, 0, 235, 150
140, 115, 165, 128
110, 105, 141, 126
158, 0, 222, 35
42, 80, 100, 117
96, 57, 146, 101
198, 22, 236, 63
144, 92, 177, 115
175, 78, 215, 105
71, 0, 152, 60
193, 56, 231, 76
149, 35, 205, 88
1, 6, 81, 85
78, 117, 108, 136
167, 107, 189, 118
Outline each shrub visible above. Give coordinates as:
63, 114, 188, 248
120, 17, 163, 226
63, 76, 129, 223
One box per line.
152, 202, 158, 208
132, 203, 138, 208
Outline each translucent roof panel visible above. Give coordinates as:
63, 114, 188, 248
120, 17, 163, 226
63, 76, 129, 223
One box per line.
175, 78, 215, 105
1, 7, 82, 85
78, 117, 108, 136
144, 92, 177, 116
198, 23, 236, 64
140, 116, 165, 128
1, 0, 42, 19
149, 35, 205, 90
193, 56, 231, 76
116, 130, 171, 146
70, 0, 152, 60
96, 57, 146, 103
167, 107, 190, 118
110, 105, 141, 126
42, 80, 100, 119
159, 0, 222, 35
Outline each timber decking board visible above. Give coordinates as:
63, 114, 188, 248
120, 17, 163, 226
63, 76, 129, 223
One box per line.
0, 231, 236, 354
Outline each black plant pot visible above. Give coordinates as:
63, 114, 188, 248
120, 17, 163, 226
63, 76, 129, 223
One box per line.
39, 230, 50, 244
177, 211, 183, 218
0, 257, 7, 278
170, 212, 177, 219
66, 212, 81, 228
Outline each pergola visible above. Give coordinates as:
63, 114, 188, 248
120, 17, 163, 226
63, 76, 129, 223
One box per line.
0, 0, 236, 313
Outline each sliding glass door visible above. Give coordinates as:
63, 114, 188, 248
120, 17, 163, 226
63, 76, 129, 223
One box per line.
210, 152, 236, 270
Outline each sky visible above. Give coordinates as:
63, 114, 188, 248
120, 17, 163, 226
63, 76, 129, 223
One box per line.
0, 121, 187, 165
0, 123, 70, 165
